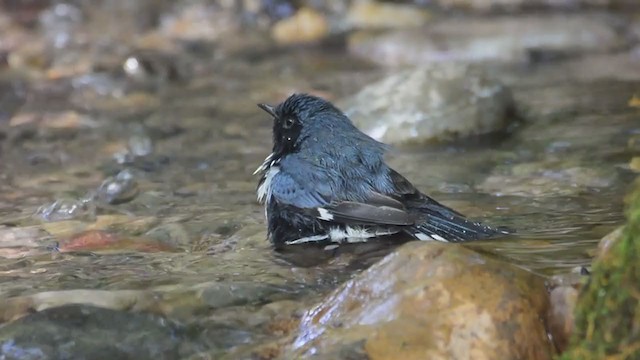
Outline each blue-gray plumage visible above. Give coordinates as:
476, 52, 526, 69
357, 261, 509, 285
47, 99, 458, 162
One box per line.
255, 94, 507, 247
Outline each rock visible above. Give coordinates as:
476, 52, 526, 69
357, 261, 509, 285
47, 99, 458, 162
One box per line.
519, 51, 640, 83
9, 111, 95, 129
340, 64, 513, 144
40, 214, 159, 239
271, 7, 329, 45
127, 132, 154, 157
58, 230, 176, 253
145, 223, 192, 248
0, 305, 192, 360
284, 242, 554, 359
35, 196, 96, 222
0, 226, 50, 259
348, 14, 624, 66
546, 269, 586, 353
548, 285, 579, 352
0, 289, 159, 323
346, 1, 430, 29
197, 282, 292, 309
96, 169, 139, 205
598, 226, 624, 258
478, 164, 617, 197
560, 180, 640, 359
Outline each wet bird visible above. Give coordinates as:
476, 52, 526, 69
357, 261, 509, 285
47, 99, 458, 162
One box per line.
255, 94, 507, 248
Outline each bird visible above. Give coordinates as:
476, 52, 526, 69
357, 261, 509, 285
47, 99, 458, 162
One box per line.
254, 93, 508, 248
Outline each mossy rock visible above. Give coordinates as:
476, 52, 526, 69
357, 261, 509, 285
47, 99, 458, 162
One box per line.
561, 179, 640, 359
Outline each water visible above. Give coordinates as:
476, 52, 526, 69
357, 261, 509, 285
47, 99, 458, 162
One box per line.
0, 34, 636, 357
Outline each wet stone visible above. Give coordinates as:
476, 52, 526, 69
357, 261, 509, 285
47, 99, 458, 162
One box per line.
145, 223, 192, 248
340, 64, 514, 144
127, 133, 154, 157
598, 226, 624, 258
547, 285, 579, 352
198, 282, 296, 309
0, 304, 196, 360
58, 230, 176, 253
96, 169, 139, 205
35, 197, 95, 222
479, 164, 618, 197
285, 242, 554, 359
0, 226, 50, 259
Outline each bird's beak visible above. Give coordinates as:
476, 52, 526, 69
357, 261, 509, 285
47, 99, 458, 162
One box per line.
257, 103, 277, 118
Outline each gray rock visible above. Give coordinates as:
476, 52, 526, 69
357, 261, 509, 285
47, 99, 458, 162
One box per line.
145, 222, 192, 247
340, 64, 513, 144
0, 305, 190, 360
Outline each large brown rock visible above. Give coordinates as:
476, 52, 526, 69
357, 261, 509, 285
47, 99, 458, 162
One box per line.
284, 242, 554, 360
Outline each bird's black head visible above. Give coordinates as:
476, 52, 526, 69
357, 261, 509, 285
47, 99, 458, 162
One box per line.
257, 93, 350, 158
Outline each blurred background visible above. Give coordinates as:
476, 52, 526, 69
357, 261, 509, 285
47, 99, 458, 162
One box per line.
0, 0, 638, 359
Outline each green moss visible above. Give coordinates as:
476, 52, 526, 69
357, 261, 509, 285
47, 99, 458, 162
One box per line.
560, 180, 640, 359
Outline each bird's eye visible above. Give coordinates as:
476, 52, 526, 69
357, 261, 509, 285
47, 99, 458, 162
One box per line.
283, 117, 295, 129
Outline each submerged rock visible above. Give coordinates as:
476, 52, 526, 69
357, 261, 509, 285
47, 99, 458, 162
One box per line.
546, 268, 588, 353
0, 226, 50, 259
340, 64, 513, 144
96, 169, 139, 205
478, 163, 617, 197
284, 242, 554, 359
35, 196, 96, 222
58, 230, 176, 253
0, 305, 191, 360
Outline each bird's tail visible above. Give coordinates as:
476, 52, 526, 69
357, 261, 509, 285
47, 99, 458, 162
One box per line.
407, 199, 508, 243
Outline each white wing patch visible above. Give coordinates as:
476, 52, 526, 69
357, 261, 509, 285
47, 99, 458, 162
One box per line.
431, 234, 448, 242
328, 226, 398, 243
285, 234, 329, 245
257, 166, 280, 204
317, 208, 334, 221
285, 226, 399, 245
415, 232, 449, 242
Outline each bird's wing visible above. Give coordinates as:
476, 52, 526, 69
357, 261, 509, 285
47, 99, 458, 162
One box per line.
267, 159, 415, 226
386, 168, 505, 241
305, 198, 415, 226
